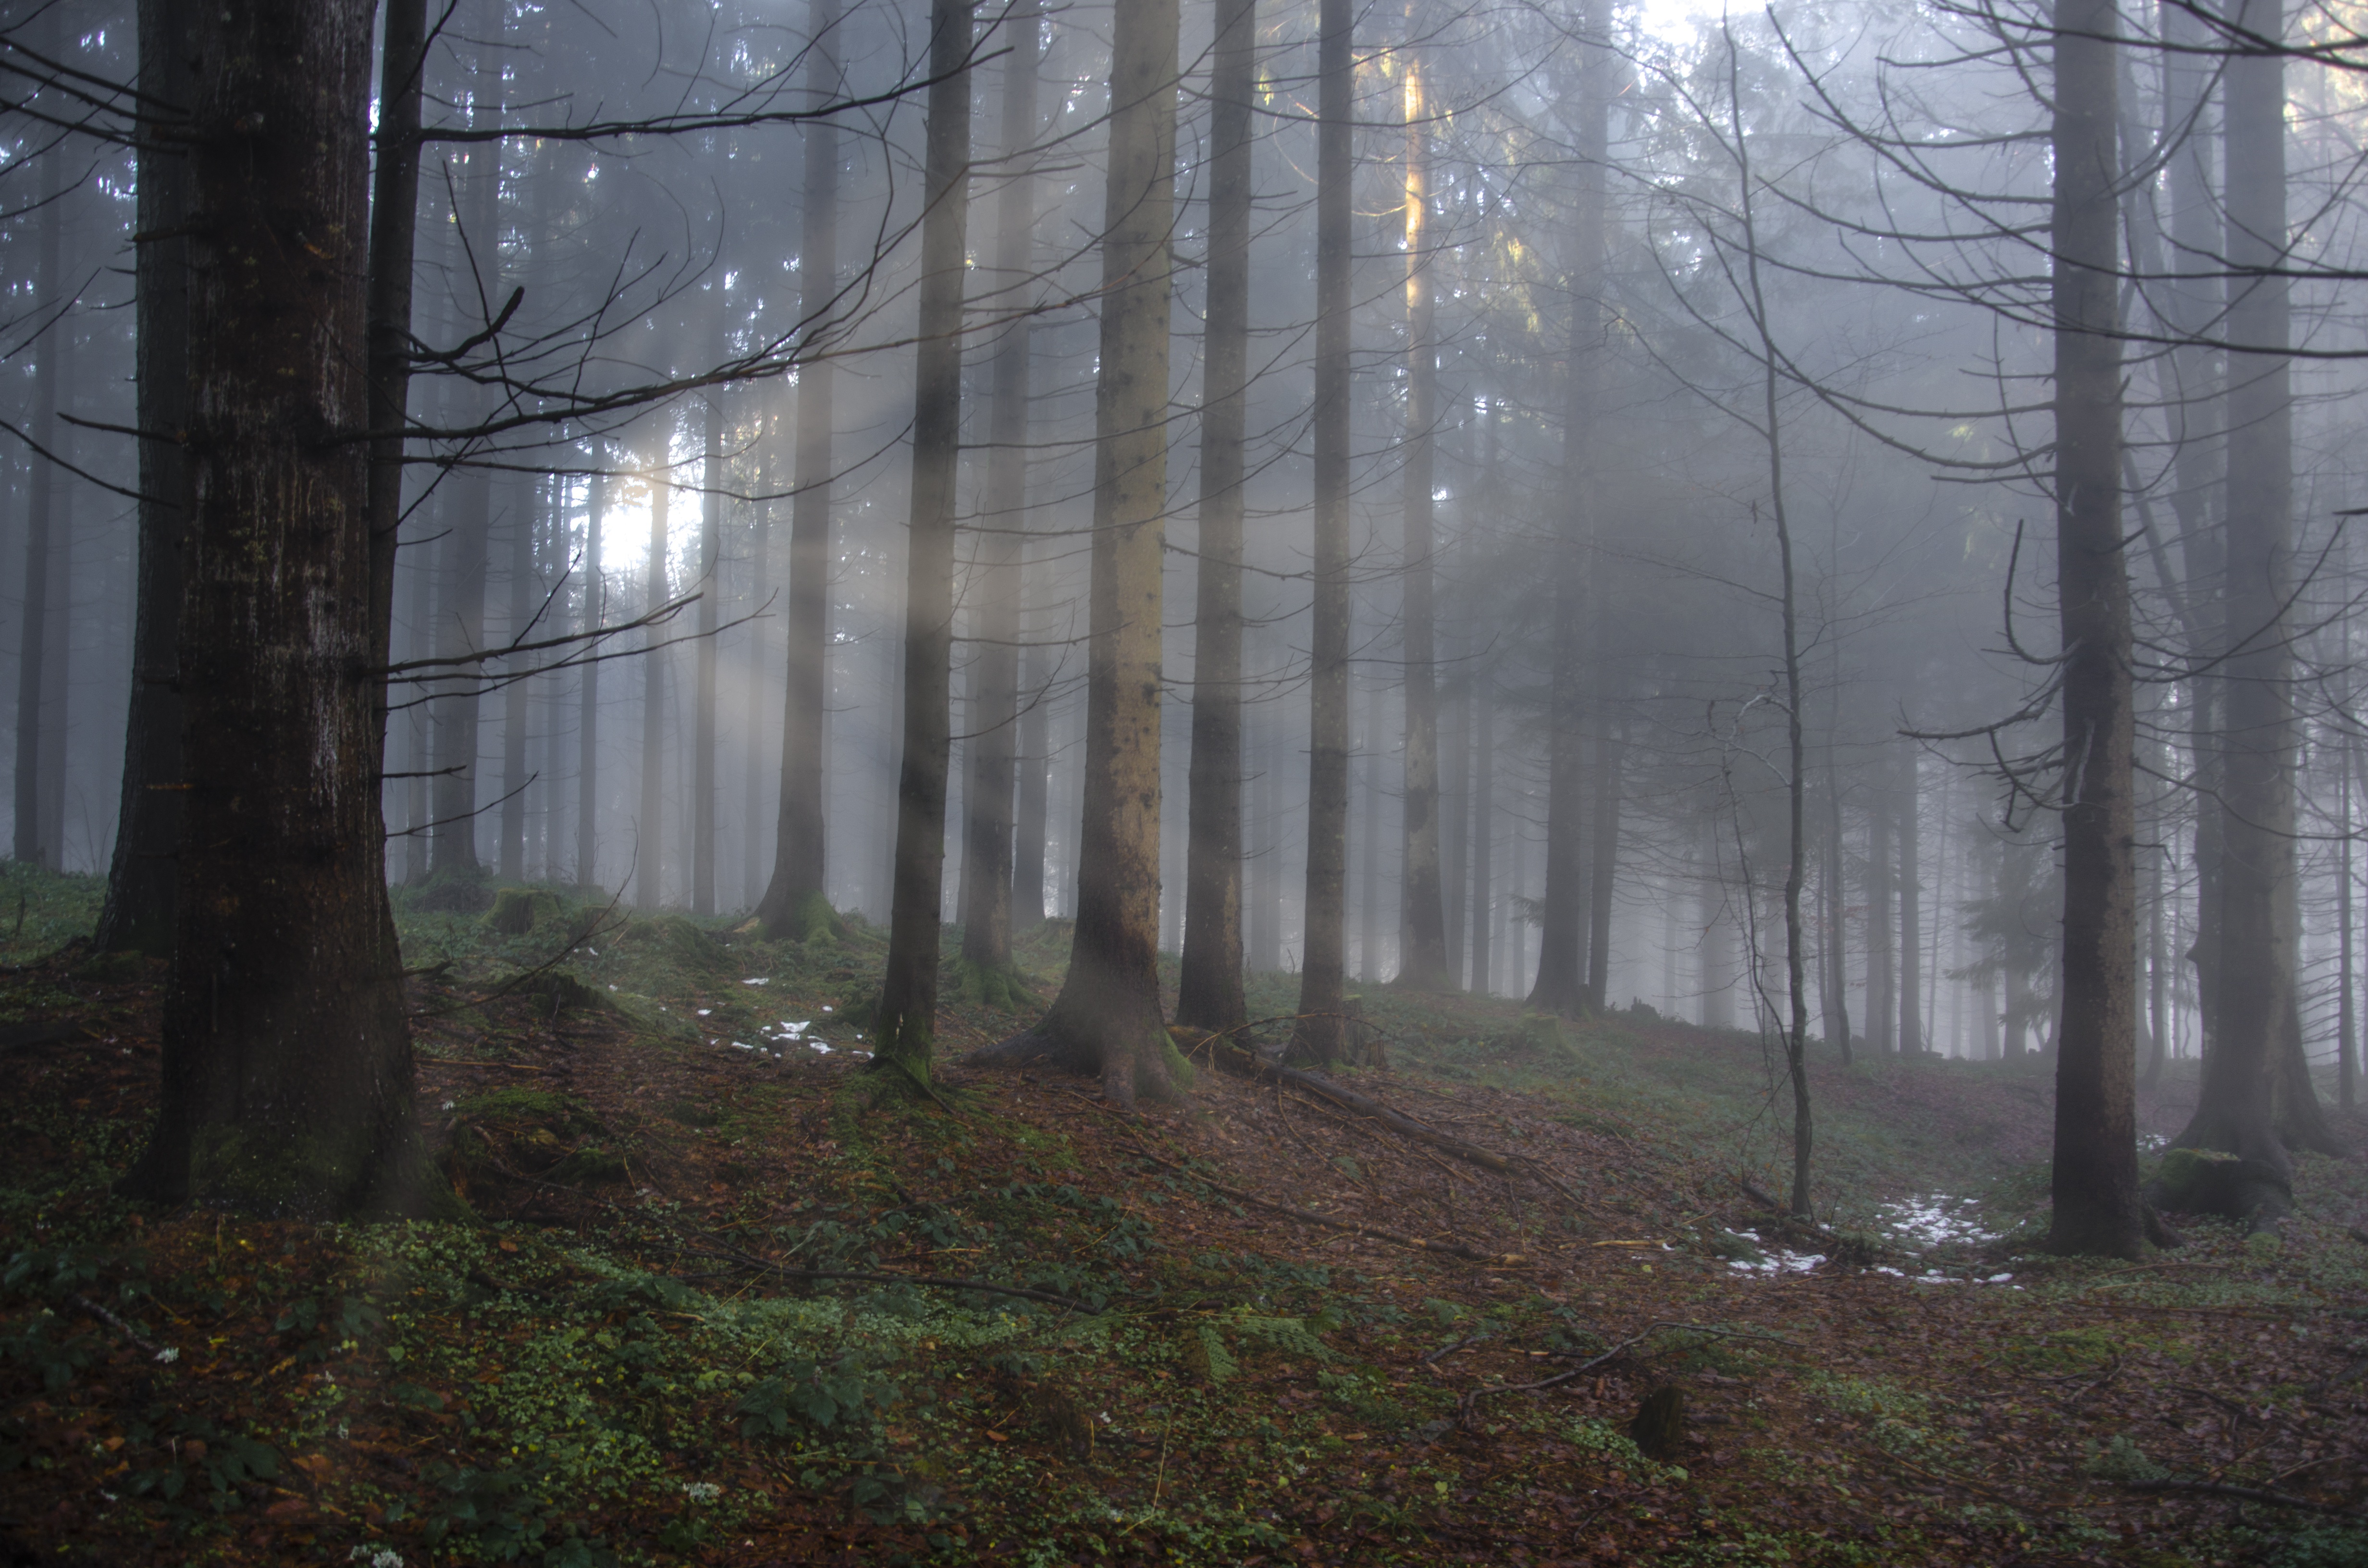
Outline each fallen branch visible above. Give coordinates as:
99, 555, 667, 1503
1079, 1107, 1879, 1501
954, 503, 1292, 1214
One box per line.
70, 1294, 168, 1360
1203, 1036, 1515, 1177
1117, 1129, 1519, 1265
1457, 1321, 1802, 1426
2121, 1477, 2362, 1517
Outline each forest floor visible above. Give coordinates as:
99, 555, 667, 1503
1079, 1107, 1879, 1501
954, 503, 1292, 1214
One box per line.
3, 864, 2368, 1567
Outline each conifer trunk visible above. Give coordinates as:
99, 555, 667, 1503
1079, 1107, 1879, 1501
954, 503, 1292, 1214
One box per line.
1293, 0, 1357, 1062
2045, 0, 2146, 1256
991, 0, 1183, 1102
755, 0, 840, 939
121, 0, 438, 1217
576, 471, 605, 887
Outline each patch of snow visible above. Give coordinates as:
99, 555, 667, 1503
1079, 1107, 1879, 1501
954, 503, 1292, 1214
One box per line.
1729, 1248, 1825, 1275
742, 978, 770, 986
1872, 1193, 2000, 1250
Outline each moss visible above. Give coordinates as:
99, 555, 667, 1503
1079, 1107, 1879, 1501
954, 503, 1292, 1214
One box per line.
950, 957, 1036, 1012
548, 1144, 629, 1185
188, 1123, 369, 1217
485, 887, 562, 935
1159, 1035, 1198, 1092
406, 864, 494, 915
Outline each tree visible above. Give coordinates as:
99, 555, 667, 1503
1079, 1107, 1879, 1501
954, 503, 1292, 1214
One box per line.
870, 0, 974, 1089
1395, 14, 1451, 991
754, 0, 842, 942
119, 0, 442, 1217
957, 0, 1044, 999
2042, 0, 2146, 1258
2171, 0, 2340, 1209
1293, 0, 1357, 1064
990, 0, 1184, 1104
1177, 0, 1257, 1032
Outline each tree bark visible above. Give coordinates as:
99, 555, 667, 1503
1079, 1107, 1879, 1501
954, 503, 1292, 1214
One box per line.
12, 113, 67, 871
576, 469, 605, 888
1395, 25, 1449, 991
96, 0, 200, 949
1292, 0, 1357, 1063
989, 0, 1183, 1104
693, 317, 728, 917
870, 0, 973, 1085
1527, 7, 1605, 1017
120, 0, 439, 1218
1585, 717, 1623, 1010
1897, 743, 1923, 1054
959, 0, 1044, 982
635, 431, 671, 910
1177, 0, 1256, 1030
500, 473, 534, 881
1820, 741, 1853, 1061
754, 0, 840, 940
2045, 0, 2146, 1257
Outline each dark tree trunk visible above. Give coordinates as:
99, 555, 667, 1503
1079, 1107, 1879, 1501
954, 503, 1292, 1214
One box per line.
870, 0, 973, 1084
1292, 0, 1356, 1063
1868, 779, 1894, 1053
1176, 0, 1256, 1030
2045, 0, 2146, 1258
1357, 676, 1381, 983
991, 0, 1183, 1103
959, 0, 1044, 981
754, 0, 839, 940
96, 0, 201, 950
1527, 21, 1605, 1017
12, 122, 67, 870
576, 470, 604, 888
1395, 30, 1449, 992
120, 0, 439, 1218
1012, 627, 1048, 930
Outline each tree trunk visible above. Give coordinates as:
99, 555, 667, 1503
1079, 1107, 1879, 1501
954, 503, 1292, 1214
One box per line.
500, 473, 534, 881
960, 0, 1044, 983
1395, 27, 1449, 991
576, 469, 604, 888
692, 333, 728, 916
12, 119, 67, 870
1357, 676, 1381, 983
2345, 732, 2359, 1112
1821, 745, 1853, 1061
2178, 0, 2339, 1179
1527, 11, 1604, 1017
992, 0, 1182, 1103
635, 431, 671, 910
1586, 717, 1623, 1011
870, 0, 974, 1085
1292, 0, 1357, 1063
120, 0, 440, 1218
2045, 0, 2145, 1257
1177, 0, 1256, 1030
97, 0, 202, 950
1897, 744, 1923, 1054
1868, 778, 1894, 1053
754, 0, 840, 939
1469, 663, 1495, 996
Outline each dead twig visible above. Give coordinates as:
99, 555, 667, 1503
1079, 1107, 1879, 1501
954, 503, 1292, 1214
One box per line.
2120, 1477, 2363, 1517
70, 1294, 167, 1360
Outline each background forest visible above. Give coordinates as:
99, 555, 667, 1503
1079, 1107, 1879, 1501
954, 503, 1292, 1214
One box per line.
4, 0, 2368, 1561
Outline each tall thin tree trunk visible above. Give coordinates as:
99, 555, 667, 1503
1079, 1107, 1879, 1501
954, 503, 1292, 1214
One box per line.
1868, 782, 1894, 1053
870, 0, 973, 1083
500, 475, 533, 881
1586, 718, 1623, 1010
1396, 21, 1449, 990
2045, 0, 2146, 1257
121, 0, 439, 1217
693, 334, 727, 916
2346, 731, 2360, 1112
12, 127, 67, 869
576, 470, 604, 889
994, 0, 1182, 1102
1358, 676, 1381, 982
1177, 0, 1256, 1029
636, 437, 671, 910
1897, 744, 1923, 1054
97, 0, 202, 948
1470, 665, 1495, 996
1821, 747, 1853, 1061
960, 0, 1044, 984
754, 0, 840, 939
1293, 0, 1357, 1063
1526, 1, 1605, 1017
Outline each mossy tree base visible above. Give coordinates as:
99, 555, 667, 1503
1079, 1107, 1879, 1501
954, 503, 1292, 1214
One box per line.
949, 957, 1036, 1013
